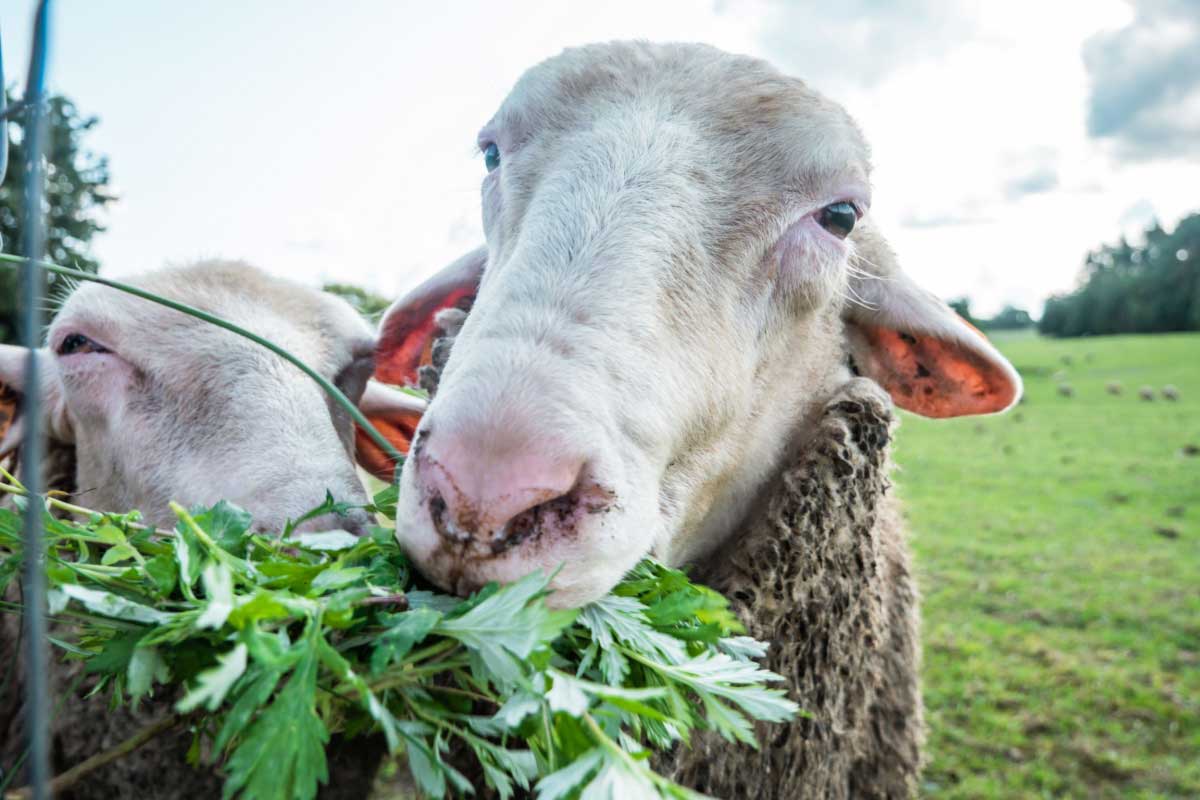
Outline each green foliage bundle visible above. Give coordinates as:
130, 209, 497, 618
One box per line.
1040, 211, 1200, 338
0, 476, 797, 800
0, 93, 115, 344
322, 283, 392, 323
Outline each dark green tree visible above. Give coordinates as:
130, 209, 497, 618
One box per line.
981, 305, 1034, 331
323, 282, 391, 322
947, 297, 978, 327
1039, 212, 1200, 338
0, 93, 114, 343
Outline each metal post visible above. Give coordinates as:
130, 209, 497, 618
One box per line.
17, 2, 53, 798
0, 24, 9, 186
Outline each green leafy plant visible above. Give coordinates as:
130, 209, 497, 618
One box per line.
0, 470, 797, 800
0, 247, 796, 799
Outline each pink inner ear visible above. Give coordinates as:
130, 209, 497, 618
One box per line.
0, 384, 16, 449
355, 415, 419, 481
375, 285, 475, 387
860, 324, 1018, 418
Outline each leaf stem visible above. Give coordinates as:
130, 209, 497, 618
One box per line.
400, 694, 515, 763
0, 480, 151, 530
580, 712, 686, 794
400, 636, 459, 666
424, 683, 493, 704
0, 599, 147, 631
367, 656, 471, 692
3, 713, 183, 800
358, 593, 409, 610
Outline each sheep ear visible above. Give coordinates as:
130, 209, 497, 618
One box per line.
0, 382, 17, 458
0, 344, 72, 455
2, 344, 31, 455
843, 222, 1022, 418
375, 246, 486, 388
354, 381, 427, 481
366, 247, 484, 479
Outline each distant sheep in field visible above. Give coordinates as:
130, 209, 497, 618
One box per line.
1058, 384, 1074, 398
1162, 385, 1180, 401
1106, 381, 1123, 395
1139, 386, 1156, 401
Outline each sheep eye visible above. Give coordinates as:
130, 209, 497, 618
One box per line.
818, 202, 858, 239
483, 142, 500, 172
57, 333, 110, 356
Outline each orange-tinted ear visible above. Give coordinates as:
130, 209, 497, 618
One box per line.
0, 383, 17, 458
849, 322, 1020, 417
375, 246, 486, 387
844, 221, 1022, 418
354, 382, 427, 481
0, 345, 28, 457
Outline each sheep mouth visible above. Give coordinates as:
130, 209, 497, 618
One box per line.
418, 481, 619, 598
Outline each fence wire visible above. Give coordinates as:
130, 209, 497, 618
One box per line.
5, 1, 54, 798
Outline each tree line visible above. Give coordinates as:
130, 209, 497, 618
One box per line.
947, 298, 1035, 333
1038, 213, 1200, 338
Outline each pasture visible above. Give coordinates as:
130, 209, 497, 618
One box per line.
894, 332, 1200, 798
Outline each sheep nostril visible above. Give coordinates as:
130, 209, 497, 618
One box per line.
494, 505, 542, 554
429, 492, 470, 543
490, 487, 582, 554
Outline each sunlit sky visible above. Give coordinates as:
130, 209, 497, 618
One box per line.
2, 0, 1198, 315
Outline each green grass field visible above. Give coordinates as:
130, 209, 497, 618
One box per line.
892, 332, 1200, 798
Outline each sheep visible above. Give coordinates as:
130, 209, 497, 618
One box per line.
404, 313, 918, 800
0, 260, 424, 530
1058, 384, 1074, 398
1106, 381, 1123, 395
375, 42, 1022, 798
1139, 385, 1156, 401
0, 261, 422, 800
1162, 384, 1180, 401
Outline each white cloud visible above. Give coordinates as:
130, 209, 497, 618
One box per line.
1084, 0, 1200, 160
2, 0, 1196, 317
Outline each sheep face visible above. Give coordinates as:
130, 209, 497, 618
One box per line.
378, 42, 1022, 608
0, 261, 423, 534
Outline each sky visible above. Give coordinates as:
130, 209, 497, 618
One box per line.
1, 0, 1198, 315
